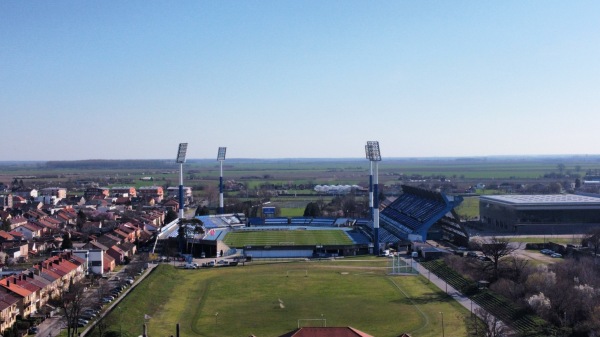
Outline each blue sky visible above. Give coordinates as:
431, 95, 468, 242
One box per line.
2, 1, 599, 161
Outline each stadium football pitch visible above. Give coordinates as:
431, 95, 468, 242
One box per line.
96, 259, 470, 337
222, 229, 355, 247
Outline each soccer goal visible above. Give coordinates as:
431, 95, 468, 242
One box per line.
389, 256, 419, 275
286, 269, 308, 277
297, 318, 326, 328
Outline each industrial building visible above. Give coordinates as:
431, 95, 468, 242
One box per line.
479, 194, 600, 234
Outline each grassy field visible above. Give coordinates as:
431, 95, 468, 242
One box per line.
91, 260, 470, 337
453, 196, 480, 220
223, 230, 354, 247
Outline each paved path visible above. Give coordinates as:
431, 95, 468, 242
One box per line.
406, 257, 513, 335
409, 258, 481, 315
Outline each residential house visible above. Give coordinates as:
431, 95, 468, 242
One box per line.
81, 242, 112, 274
114, 197, 132, 211
2, 241, 28, 262
0, 231, 14, 243
103, 254, 115, 273
0, 275, 37, 318
52, 208, 77, 229
80, 221, 103, 235
13, 222, 43, 240
113, 229, 133, 243
8, 216, 27, 231
72, 249, 104, 276
116, 242, 136, 261
0, 292, 20, 334
163, 199, 179, 213
106, 245, 126, 265
12, 189, 37, 199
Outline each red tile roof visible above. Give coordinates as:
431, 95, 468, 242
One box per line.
279, 327, 374, 337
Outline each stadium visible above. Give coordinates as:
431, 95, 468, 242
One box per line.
156, 185, 468, 259
480, 193, 600, 234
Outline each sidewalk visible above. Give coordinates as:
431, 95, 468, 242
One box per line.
411, 259, 480, 314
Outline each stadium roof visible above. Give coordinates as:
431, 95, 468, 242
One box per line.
480, 194, 600, 206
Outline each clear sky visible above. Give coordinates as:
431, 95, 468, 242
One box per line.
2, 1, 599, 161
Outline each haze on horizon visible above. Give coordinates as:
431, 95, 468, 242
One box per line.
2, 1, 599, 161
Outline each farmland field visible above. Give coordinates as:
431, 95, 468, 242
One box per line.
223, 229, 354, 247
92, 261, 470, 337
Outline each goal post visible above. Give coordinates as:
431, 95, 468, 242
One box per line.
286, 269, 308, 277
297, 318, 326, 328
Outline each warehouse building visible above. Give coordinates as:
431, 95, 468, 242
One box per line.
479, 194, 600, 234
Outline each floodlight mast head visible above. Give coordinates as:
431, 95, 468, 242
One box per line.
176, 143, 188, 164
217, 147, 227, 161
366, 141, 381, 161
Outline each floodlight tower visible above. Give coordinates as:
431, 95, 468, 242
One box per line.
366, 141, 382, 256
217, 147, 227, 214
365, 145, 373, 218
176, 143, 188, 220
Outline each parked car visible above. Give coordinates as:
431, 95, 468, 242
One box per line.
28, 326, 39, 334
551, 253, 563, 258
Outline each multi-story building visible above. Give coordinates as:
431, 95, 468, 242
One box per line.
111, 186, 137, 198
0, 194, 12, 210
84, 187, 110, 199
39, 187, 67, 200
138, 186, 164, 203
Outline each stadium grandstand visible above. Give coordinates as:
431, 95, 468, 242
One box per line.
153, 185, 468, 258
371, 185, 468, 247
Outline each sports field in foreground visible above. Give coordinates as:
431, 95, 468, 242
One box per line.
222, 229, 354, 247
91, 258, 470, 337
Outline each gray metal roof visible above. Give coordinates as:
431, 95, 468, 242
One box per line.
481, 194, 600, 206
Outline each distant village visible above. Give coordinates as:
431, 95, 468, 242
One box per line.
0, 182, 193, 334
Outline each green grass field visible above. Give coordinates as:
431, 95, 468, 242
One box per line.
223, 230, 354, 247
91, 260, 470, 337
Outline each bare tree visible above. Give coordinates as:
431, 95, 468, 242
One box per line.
204, 184, 219, 207
57, 283, 92, 337
583, 228, 600, 257
471, 237, 520, 281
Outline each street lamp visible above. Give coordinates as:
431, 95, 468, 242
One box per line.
439, 312, 445, 337
217, 147, 227, 214
365, 141, 382, 256
118, 306, 123, 337
176, 143, 188, 220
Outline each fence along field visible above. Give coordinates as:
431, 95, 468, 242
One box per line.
223, 229, 354, 247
